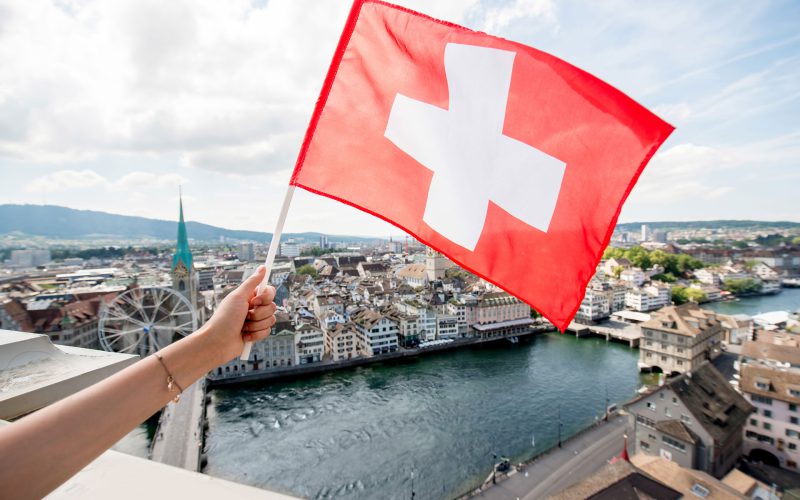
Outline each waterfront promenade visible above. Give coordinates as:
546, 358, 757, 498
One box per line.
469, 413, 630, 500
151, 378, 207, 471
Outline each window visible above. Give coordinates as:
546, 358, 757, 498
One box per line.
647, 402, 657, 412
662, 435, 686, 451
681, 414, 691, 425
764, 422, 772, 431
690, 484, 710, 498
660, 393, 665, 400
791, 404, 798, 412
750, 418, 758, 426
791, 389, 800, 398
752, 395, 773, 405
673, 397, 678, 405
787, 429, 800, 439
764, 409, 773, 418
792, 417, 799, 425
665, 408, 671, 417
640, 440, 650, 450
756, 381, 770, 391
790, 443, 797, 451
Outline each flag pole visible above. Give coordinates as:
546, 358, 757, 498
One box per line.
240, 184, 296, 360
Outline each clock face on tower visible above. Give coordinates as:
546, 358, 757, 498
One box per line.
174, 262, 188, 278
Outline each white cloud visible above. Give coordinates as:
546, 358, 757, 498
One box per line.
24, 169, 188, 195
24, 169, 108, 194
479, 0, 557, 33
112, 172, 188, 192
0, 0, 350, 168
652, 102, 692, 123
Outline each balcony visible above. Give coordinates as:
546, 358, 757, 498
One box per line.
0, 330, 298, 499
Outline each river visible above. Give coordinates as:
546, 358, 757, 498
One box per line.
704, 287, 800, 316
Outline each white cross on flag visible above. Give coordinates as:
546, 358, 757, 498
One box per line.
290, 0, 673, 330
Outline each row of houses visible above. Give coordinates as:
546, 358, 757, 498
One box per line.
626, 304, 800, 482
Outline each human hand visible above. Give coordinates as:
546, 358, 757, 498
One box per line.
203, 265, 277, 364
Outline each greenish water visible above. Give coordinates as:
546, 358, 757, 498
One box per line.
704, 287, 800, 316
205, 334, 646, 500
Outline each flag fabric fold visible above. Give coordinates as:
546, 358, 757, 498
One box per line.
290, 0, 674, 330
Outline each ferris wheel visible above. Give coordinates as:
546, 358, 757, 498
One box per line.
98, 287, 197, 356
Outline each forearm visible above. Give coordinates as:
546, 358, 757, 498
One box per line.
0, 325, 226, 500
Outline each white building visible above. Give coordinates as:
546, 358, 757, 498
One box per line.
625, 284, 671, 312
575, 284, 610, 323
752, 262, 780, 281
351, 309, 399, 356
695, 268, 722, 287
238, 243, 255, 262
620, 268, 646, 287
280, 239, 301, 258
10, 249, 51, 268
436, 315, 459, 340
295, 323, 324, 365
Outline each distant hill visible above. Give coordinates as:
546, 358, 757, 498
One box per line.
0, 205, 378, 243
616, 220, 800, 232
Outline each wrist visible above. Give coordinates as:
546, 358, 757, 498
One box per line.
192, 324, 233, 369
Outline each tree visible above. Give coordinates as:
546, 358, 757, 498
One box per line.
723, 278, 762, 295
685, 288, 707, 304
672, 286, 689, 305
296, 264, 318, 278
612, 266, 624, 279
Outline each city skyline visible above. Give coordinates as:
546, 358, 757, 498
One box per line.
1, 0, 798, 237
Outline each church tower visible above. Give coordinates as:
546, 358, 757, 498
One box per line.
171, 193, 198, 305
425, 246, 451, 281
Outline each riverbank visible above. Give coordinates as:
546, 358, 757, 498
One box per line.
207, 324, 555, 388
462, 412, 630, 500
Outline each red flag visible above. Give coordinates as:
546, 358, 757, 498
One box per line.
290, 0, 673, 330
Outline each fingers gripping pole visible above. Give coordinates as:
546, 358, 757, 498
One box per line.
240, 185, 296, 360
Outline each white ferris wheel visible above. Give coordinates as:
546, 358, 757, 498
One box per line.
98, 287, 197, 356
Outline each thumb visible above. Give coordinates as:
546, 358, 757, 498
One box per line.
237, 265, 266, 297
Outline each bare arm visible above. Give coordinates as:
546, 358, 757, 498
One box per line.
0, 266, 277, 500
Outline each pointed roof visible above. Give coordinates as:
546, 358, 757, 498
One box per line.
172, 193, 193, 271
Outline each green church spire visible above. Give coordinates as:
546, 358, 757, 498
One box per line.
172, 190, 193, 271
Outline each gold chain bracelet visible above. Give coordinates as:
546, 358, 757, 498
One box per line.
154, 353, 183, 403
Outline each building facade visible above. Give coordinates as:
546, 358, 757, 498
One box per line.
638, 304, 723, 375
626, 362, 752, 478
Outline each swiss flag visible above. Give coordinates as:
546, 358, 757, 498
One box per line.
290, 0, 673, 330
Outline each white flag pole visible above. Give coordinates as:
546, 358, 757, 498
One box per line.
240, 184, 296, 360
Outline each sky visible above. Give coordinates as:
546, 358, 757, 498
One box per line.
0, 0, 798, 237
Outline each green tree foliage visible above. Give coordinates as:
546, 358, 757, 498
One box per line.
296, 264, 319, 278
671, 286, 688, 305
755, 233, 791, 246
671, 286, 708, 305
300, 247, 348, 257
651, 273, 677, 283
602, 246, 703, 277
723, 278, 762, 295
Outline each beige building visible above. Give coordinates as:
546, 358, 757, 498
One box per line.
739, 357, 800, 471
325, 322, 362, 361
638, 304, 723, 375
